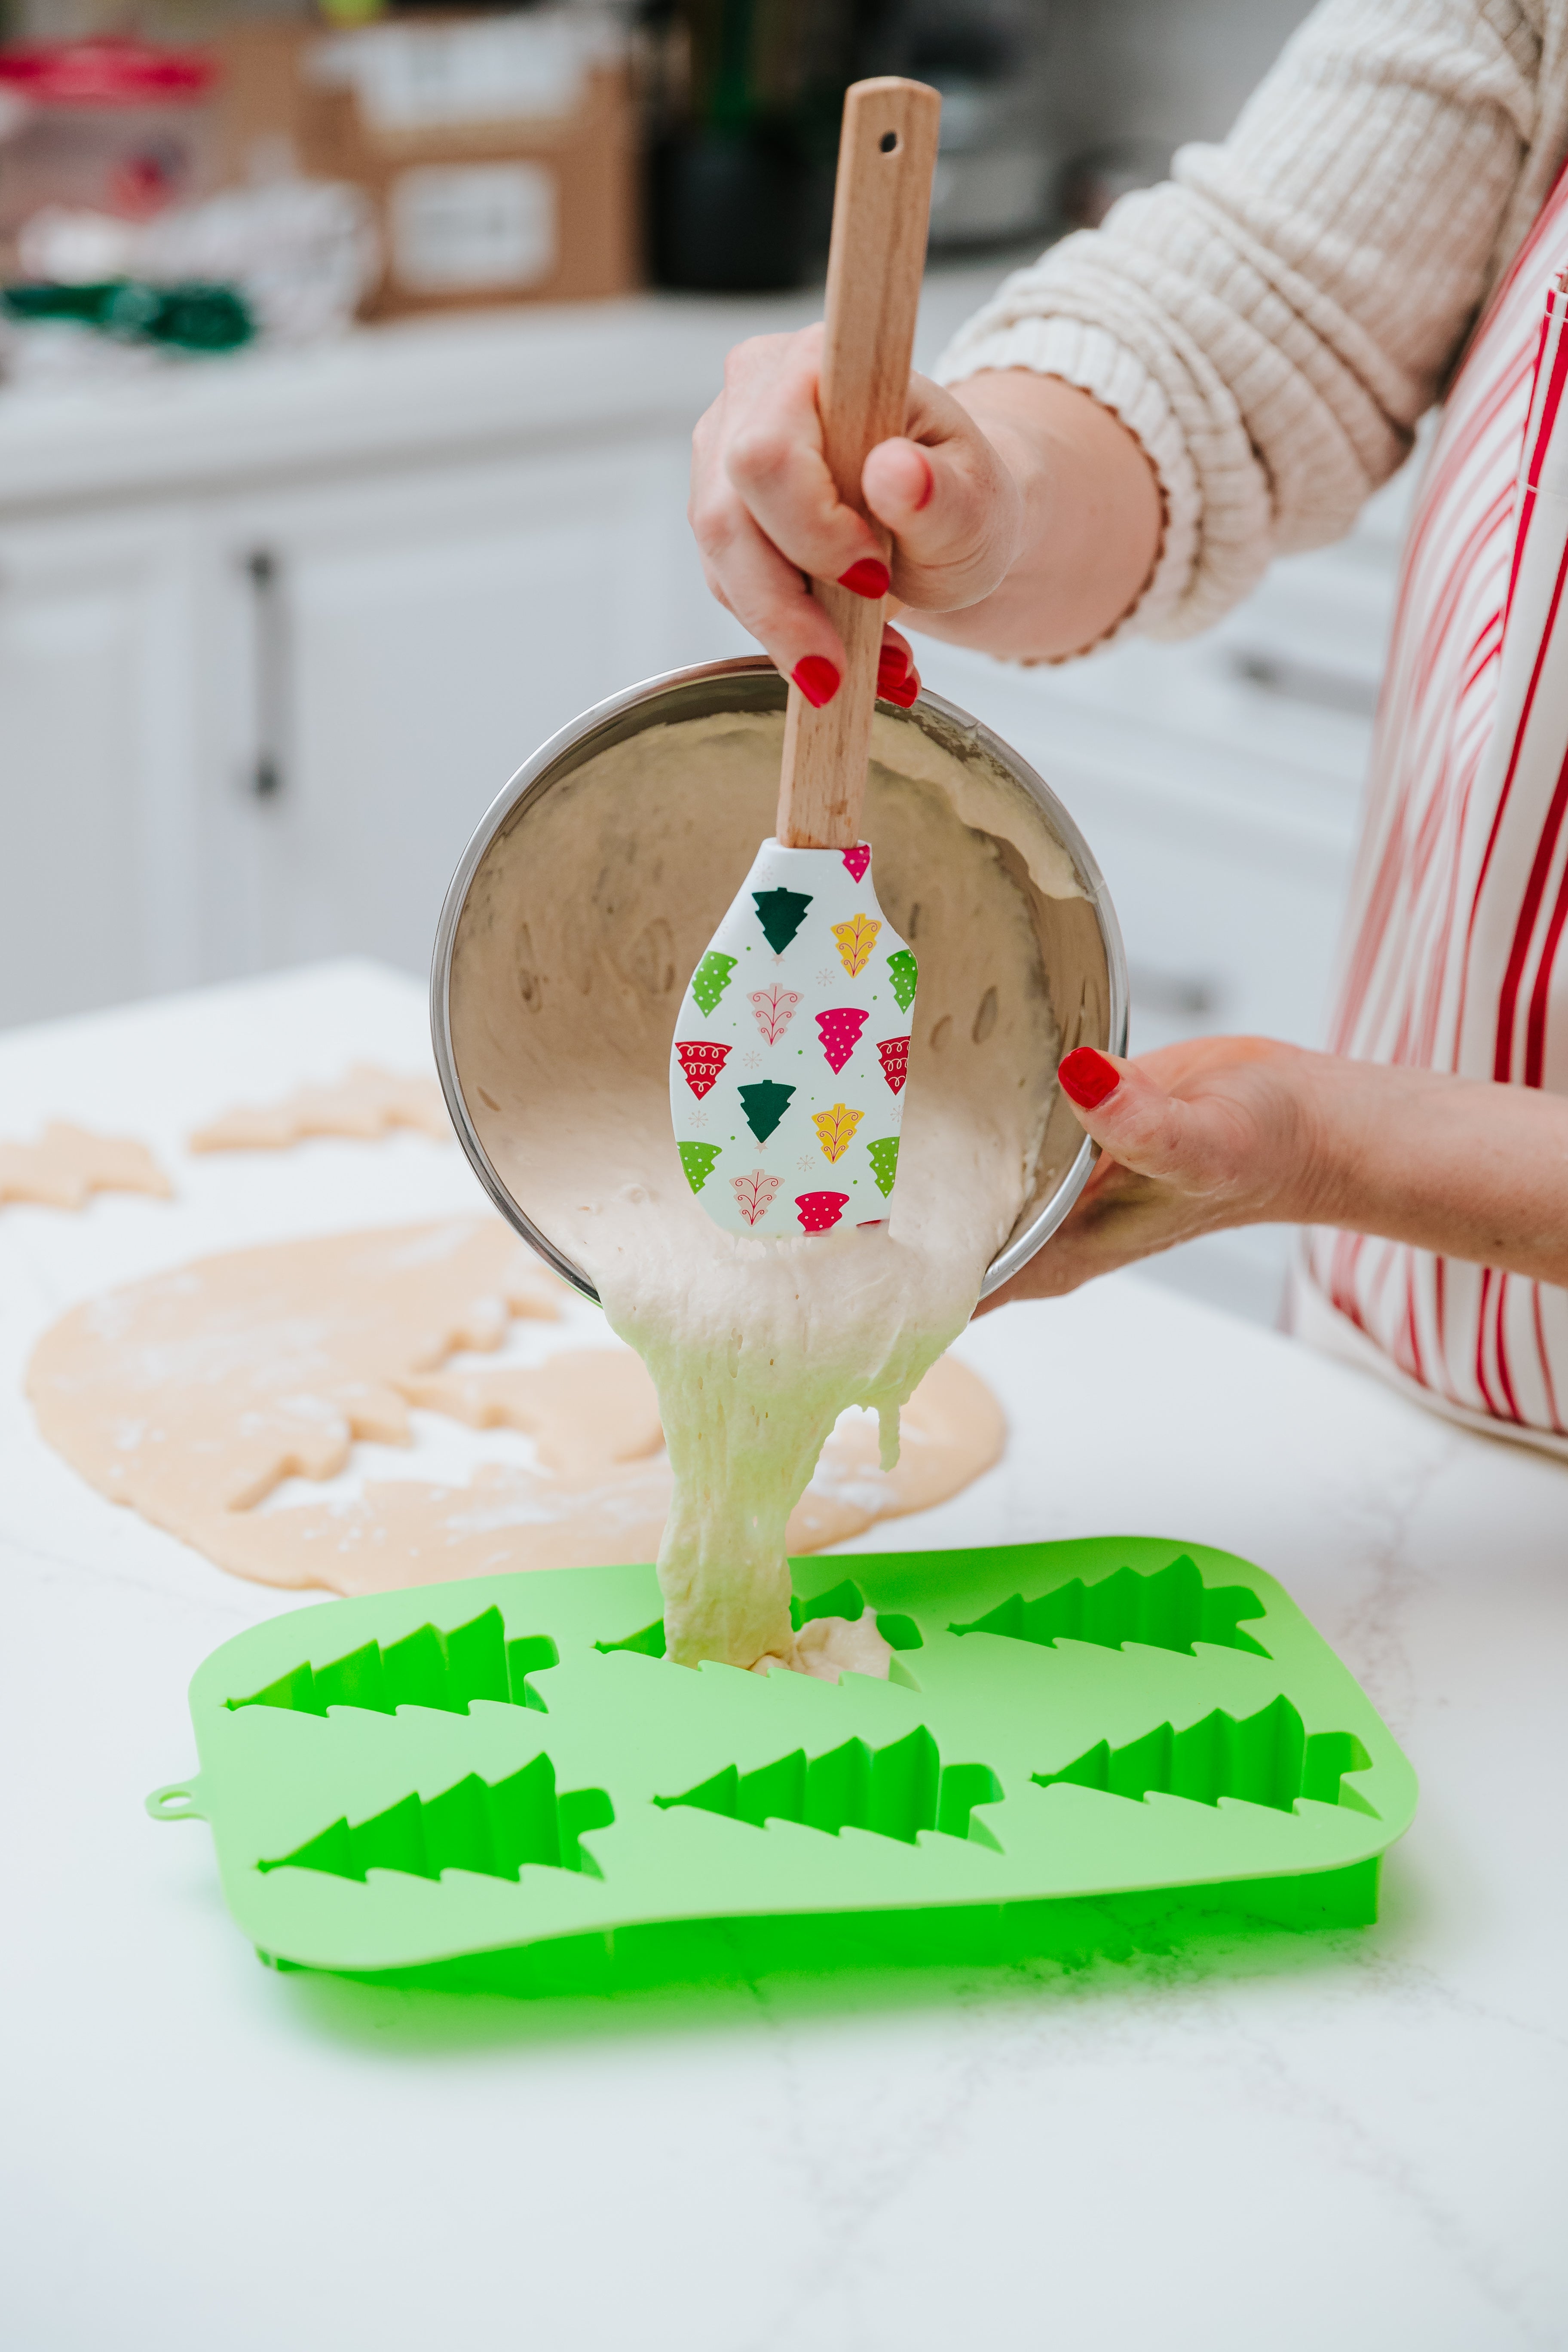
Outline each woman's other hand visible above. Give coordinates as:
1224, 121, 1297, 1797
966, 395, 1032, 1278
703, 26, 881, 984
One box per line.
689, 326, 1163, 689
981, 1037, 1320, 1309
981, 1034, 1568, 1311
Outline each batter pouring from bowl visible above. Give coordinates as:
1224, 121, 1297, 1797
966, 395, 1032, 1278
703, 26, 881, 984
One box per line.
447, 702, 1083, 1670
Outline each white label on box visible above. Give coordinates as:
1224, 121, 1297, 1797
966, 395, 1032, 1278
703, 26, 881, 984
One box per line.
312, 18, 616, 132
389, 162, 557, 293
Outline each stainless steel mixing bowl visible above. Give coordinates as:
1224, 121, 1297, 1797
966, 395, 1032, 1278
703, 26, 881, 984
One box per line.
432, 655, 1128, 1302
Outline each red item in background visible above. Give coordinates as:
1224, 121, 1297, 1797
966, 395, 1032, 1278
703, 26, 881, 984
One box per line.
1057, 1047, 1122, 1109
0, 39, 215, 106
0, 38, 217, 248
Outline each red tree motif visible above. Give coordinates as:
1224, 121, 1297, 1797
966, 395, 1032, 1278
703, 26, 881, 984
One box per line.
676, 1041, 731, 1099
876, 1035, 910, 1094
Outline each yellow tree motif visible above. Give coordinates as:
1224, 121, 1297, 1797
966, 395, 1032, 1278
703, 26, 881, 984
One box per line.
830, 914, 881, 977
812, 1101, 864, 1163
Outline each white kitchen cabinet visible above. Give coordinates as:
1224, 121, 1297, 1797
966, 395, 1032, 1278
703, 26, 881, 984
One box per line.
204, 430, 733, 980
0, 503, 205, 1026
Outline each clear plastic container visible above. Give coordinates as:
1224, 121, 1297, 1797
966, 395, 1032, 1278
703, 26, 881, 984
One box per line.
0, 37, 217, 263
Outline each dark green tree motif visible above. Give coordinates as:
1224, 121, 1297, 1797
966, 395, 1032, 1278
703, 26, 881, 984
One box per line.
751, 888, 812, 953
738, 1080, 794, 1142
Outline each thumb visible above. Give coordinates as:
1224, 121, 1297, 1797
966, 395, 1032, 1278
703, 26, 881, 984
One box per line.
1057, 1047, 1229, 1197
861, 374, 1020, 611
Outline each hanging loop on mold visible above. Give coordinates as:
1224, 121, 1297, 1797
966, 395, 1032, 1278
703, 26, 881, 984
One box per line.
145, 1780, 207, 1823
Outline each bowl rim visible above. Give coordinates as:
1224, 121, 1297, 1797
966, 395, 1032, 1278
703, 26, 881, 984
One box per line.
430, 653, 1129, 1303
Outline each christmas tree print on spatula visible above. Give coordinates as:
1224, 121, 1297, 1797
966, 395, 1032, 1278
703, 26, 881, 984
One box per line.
816, 1008, 868, 1073
669, 839, 918, 1237
739, 1082, 794, 1143
680, 1142, 722, 1194
690, 953, 736, 1016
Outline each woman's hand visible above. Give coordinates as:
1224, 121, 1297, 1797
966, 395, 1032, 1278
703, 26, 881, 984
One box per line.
982, 1037, 1322, 1308
689, 327, 1163, 690
981, 1036, 1568, 1311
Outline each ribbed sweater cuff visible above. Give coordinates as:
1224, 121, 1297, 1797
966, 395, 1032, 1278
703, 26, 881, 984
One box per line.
934, 316, 1200, 651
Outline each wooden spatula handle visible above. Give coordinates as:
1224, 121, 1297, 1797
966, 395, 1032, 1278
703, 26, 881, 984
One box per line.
775, 77, 942, 849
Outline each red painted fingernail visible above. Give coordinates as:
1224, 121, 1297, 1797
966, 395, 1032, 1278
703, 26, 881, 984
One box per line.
913, 453, 935, 512
793, 655, 841, 708
839, 557, 891, 599
877, 639, 910, 679
1058, 1047, 1121, 1108
884, 669, 920, 708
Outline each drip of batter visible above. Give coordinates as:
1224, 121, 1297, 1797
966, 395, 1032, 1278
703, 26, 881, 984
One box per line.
450, 708, 1090, 1672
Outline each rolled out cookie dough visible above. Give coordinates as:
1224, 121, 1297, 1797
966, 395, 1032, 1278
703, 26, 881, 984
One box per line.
0, 1123, 172, 1211
28, 1216, 1004, 1598
189, 1065, 451, 1152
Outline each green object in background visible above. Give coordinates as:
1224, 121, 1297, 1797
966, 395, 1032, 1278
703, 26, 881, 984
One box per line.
147, 1537, 1419, 1998
2, 280, 254, 354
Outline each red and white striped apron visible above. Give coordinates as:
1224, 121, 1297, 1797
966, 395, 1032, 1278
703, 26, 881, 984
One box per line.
1297, 165, 1568, 1455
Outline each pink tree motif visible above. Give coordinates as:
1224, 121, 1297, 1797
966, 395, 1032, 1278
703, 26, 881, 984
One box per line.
816, 1006, 869, 1074
750, 985, 801, 1046
731, 1168, 782, 1227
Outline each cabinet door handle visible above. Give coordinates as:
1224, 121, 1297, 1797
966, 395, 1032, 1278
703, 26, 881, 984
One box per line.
245, 548, 286, 799
1227, 646, 1379, 719
1128, 963, 1222, 1019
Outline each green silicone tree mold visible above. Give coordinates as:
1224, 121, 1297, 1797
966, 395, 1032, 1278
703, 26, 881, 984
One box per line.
147, 1537, 1418, 1997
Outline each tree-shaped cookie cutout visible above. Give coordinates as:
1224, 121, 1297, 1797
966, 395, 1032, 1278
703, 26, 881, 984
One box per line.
796, 1191, 849, 1233
750, 984, 800, 1045
690, 952, 736, 1015
679, 1141, 722, 1194
876, 1035, 910, 1093
867, 1136, 900, 1197
751, 888, 812, 953
831, 913, 881, 977
841, 845, 870, 882
812, 1101, 864, 1163
816, 1007, 868, 1073
738, 1081, 794, 1142
885, 949, 918, 1013
676, 1041, 730, 1099
731, 1169, 781, 1226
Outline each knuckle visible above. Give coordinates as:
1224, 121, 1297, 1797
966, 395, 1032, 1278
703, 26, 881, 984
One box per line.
726, 426, 795, 493
688, 496, 733, 558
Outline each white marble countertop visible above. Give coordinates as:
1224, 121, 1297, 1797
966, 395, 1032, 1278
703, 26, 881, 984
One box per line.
3, 961, 1563, 2352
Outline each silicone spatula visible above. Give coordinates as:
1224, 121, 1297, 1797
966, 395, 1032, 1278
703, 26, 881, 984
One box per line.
670, 76, 942, 1240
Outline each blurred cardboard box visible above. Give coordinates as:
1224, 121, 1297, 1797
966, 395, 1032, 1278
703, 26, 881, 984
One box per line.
217, 11, 637, 316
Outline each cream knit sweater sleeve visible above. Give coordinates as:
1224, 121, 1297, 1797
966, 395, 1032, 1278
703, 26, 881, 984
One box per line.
936, 0, 1566, 642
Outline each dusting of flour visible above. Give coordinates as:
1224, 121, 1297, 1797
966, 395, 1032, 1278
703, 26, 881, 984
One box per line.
450, 709, 1070, 1673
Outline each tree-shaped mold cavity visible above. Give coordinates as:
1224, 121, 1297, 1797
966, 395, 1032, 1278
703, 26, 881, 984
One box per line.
1034, 1694, 1376, 1817
656, 1726, 1004, 1849
259, 1755, 615, 1883
951, 1553, 1269, 1660
596, 1578, 924, 1660
228, 1606, 559, 1718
